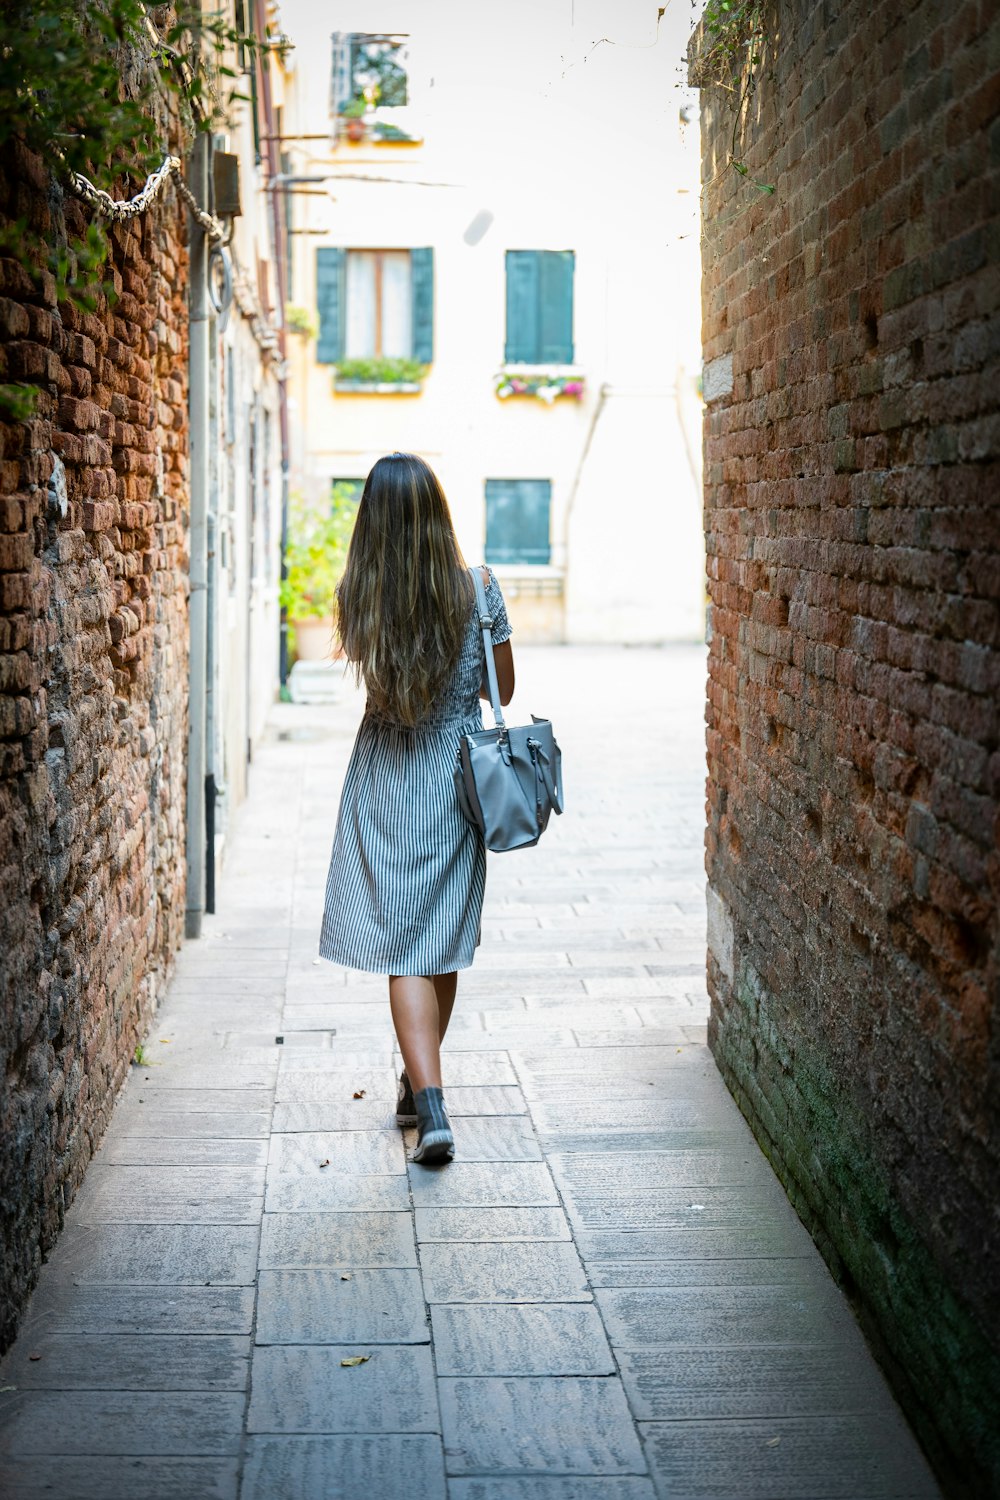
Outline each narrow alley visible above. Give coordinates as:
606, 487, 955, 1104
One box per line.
0, 646, 939, 1499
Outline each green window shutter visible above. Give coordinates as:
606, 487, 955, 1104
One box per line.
316, 247, 345, 364
538, 251, 574, 364
485, 479, 551, 565
505, 251, 540, 363
411, 248, 434, 363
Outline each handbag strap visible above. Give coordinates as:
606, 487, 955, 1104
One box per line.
471, 565, 506, 734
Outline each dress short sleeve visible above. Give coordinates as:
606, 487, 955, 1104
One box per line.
483, 566, 512, 646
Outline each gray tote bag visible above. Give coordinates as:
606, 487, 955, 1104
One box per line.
454, 567, 564, 852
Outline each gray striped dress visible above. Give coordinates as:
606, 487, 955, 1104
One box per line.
319, 567, 512, 975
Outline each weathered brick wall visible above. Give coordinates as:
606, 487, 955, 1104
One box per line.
697, 0, 999, 1489
0, 138, 190, 1349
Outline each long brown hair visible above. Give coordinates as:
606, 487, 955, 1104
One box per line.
336, 453, 473, 726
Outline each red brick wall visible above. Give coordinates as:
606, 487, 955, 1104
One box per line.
0, 139, 190, 1348
696, 0, 999, 1487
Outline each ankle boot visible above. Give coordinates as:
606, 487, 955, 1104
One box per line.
411, 1086, 455, 1164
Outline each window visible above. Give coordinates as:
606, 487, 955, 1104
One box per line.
504, 251, 575, 364
332, 32, 409, 113
316, 248, 434, 364
346, 251, 411, 358
485, 480, 552, 566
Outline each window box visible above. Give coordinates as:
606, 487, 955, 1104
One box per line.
494, 368, 585, 403
332, 356, 427, 394
334, 380, 424, 394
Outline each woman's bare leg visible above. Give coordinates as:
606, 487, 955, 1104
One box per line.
389, 975, 442, 1092
389, 972, 458, 1093
433, 971, 458, 1042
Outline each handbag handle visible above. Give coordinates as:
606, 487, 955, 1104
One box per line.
471, 566, 506, 735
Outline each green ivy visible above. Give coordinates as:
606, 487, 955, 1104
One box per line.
689, 0, 774, 195
0, 0, 262, 417
279, 484, 361, 621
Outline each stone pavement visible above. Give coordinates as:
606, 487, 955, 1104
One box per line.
0, 646, 940, 1499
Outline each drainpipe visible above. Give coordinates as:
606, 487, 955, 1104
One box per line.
255, 0, 292, 692
185, 133, 211, 940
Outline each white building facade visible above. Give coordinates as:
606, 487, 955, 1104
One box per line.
279, 0, 704, 643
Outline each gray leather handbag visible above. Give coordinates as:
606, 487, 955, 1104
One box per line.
454, 567, 563, 852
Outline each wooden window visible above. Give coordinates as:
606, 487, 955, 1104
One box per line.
485, 480, 552, 566
504, 251, 575, 364
316, 247, 434, 364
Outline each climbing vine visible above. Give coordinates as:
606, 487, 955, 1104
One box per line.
688, 0, 774, 194
0, 0, 265, 414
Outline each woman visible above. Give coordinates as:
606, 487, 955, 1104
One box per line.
319, 452, 515, 1164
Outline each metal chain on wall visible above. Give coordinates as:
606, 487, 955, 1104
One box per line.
66, 154, 227, 242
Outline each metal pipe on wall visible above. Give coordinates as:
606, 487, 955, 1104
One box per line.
185, 133, 211, 940
254, 0, 292, 692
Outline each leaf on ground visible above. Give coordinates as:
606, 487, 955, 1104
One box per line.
319, 1159, 330, 1168
352, 1089, 366, 1099
27, 1354, 41, 1362
765, 1435, 781, 1447
159, 1039, 172, 1044
340, 1355, 371, 1367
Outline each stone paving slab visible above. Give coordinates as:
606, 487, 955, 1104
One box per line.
112, 1088, 274, 1115
259, 1210, 417, 1269
639, 1414, 940, 1498
241, 1433, 446, 1500
431, 1303, 614, 1375
96, 1136, 269, 1166
264, 1171, 411, 1213
267, 1128, 406, 1175
126, 1065, 277, 1091
407, 1161, 558, 1208
0, 1390, 244, 1455
0, 1456, 239, 1500
596, 1285, 855, 1346
254, 1269, 429, 1344
18, 1284, 256, 1336
586, 1255, 821, 1288
247, 1344, 438, 1432
103, 1103, 273, 1137
271, 1098, 398, 1132
441, 1085, 529, 1115
558, 1182, 804, 1235
414, 1207, 572, 1242
70, 1165, 266, 1224
442, 1114, 543, 1160
42, 1222, 260, 1285
617, 1344, 896, 1420
419, 1240, 590, 1303
549, 1149, 776, 1192
448, 1481, 657, 1500
0, 1333, 249, 1391
439, 1376, 646, 1476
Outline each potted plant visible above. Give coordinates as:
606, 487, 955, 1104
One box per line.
279, 484, 360, 661
341, 94, 369, 142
